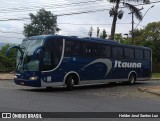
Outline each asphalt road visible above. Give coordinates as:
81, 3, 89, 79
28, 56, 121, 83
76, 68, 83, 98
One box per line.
0, 80, 160, 121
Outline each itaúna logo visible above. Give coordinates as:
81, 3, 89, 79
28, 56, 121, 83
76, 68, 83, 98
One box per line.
114, 60, 142, 68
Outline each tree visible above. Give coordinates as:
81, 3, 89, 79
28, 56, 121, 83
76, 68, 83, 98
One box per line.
114, 33, 123, 42
88, 26, 93, 37
132, 22, 160, 72
23, 8, 60, 37
0, 44, 17, 71
100, 29, 107, 39
109, 0, 149, 40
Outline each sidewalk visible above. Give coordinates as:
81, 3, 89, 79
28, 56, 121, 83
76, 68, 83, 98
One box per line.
138, 86, 160, 96
0, 73, 14, 80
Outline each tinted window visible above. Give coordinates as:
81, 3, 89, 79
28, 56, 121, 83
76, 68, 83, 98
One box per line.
135, 49, 143, 60
112, 46, 123, 59
42, 39, 63, 71
91, 43, 98, 57
74, 42, 82, 56
82, 42, 98, 57
82, 42, 90, 56
99, 45, 111, 58
124, 48, 134, 59
144, 50, 151, 60
65, 40, 74, 56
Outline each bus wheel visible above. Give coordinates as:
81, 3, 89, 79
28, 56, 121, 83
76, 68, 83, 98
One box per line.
128, 74, 136, 85
66, 76, 74, 91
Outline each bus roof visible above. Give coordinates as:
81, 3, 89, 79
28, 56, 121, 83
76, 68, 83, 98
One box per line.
26, 35, 151, 50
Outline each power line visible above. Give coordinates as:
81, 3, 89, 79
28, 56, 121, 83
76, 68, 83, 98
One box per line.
0, 0, 105, 13
0, 1, 159, 21
0, 31, 22, 34
0, 7, 111, 22
0, 22, 132, 33
0, 35, 23, 39
0, 0, 159, 14
58, 22, 132, 25
0, 30, 22, 34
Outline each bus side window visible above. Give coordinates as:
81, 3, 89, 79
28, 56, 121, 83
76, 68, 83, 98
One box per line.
124, 48, 134, 59
74, 42, 81, 56
43, 51, 52, 65
112, 46, 123, 59
135, 49, 143, 60
82, 42, 90, 57
42, 50, 54, 71
65, 40, 74, 56
92, 43, 98, 57
42, 39, 63, 71
144, 50, 151, 60
99, 45, 111, 58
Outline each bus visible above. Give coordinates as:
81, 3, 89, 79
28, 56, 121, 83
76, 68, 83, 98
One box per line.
7, 35, 152, 90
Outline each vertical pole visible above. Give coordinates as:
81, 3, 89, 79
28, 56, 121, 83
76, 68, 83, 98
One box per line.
132, 12, 134, 44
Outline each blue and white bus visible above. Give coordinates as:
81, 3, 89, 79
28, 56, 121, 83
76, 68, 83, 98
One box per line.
7, 35, 152, 90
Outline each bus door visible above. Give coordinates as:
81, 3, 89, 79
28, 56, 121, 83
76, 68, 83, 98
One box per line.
40, 38, 63, 82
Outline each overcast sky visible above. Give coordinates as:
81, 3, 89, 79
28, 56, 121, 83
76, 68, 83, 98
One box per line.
0, 0, 159, 44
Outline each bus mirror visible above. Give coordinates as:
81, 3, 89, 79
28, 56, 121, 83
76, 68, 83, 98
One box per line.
33, 46, 44, 58
6, 45, 23, 57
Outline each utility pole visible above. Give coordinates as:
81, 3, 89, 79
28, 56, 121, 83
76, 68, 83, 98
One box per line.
131, 12, 134, 45
129, 7, 143, 44
97, 27, 100, 38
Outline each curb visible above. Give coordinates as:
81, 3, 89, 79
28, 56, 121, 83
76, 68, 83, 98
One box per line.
137, 88, 160, 96
151, 78, 160, 80
0, 79, 13, 80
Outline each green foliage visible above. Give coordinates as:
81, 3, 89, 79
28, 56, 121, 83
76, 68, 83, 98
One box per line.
122, 38, 132, 45
133, 22, 160, 72
114, 33, 123, 42
0, 44, 17, 72
113, 33, 132, 45
123, 3, 142, 20
23, 8, 60, 37
152, 73, 160, 78
108, 22, 160, 72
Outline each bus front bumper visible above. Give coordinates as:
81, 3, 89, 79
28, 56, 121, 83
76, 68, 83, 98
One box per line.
14, 78, 41, 87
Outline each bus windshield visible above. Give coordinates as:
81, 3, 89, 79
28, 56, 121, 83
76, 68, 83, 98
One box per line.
16, 38, 43, 72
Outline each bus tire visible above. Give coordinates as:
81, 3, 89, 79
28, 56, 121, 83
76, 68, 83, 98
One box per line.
128, 73, 136, 85
66, 76, 74, 91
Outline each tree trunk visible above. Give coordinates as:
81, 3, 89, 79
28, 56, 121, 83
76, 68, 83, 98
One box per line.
110, 0, 120, 40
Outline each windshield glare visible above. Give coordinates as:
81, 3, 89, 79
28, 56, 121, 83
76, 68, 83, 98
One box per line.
17, 39, 43, 71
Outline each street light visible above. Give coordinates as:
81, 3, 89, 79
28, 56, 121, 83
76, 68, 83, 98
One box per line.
124, 33, 128, 38
135, 5, 155, 30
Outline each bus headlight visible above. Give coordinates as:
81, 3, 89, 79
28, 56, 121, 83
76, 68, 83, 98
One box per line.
29, 76, 38, 80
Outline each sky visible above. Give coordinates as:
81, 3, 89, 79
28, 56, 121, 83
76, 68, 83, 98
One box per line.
0, 0, 160, 44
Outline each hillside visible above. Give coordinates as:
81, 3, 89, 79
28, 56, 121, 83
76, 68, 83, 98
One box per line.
0, 43, 6, 50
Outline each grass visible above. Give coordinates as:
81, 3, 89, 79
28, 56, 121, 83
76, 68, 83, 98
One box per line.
152, 73, 160, 78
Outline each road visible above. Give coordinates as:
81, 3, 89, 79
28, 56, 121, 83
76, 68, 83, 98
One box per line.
0, 80, 160, 121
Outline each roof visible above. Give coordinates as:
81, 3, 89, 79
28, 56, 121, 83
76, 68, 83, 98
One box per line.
25, 35, 151, 50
